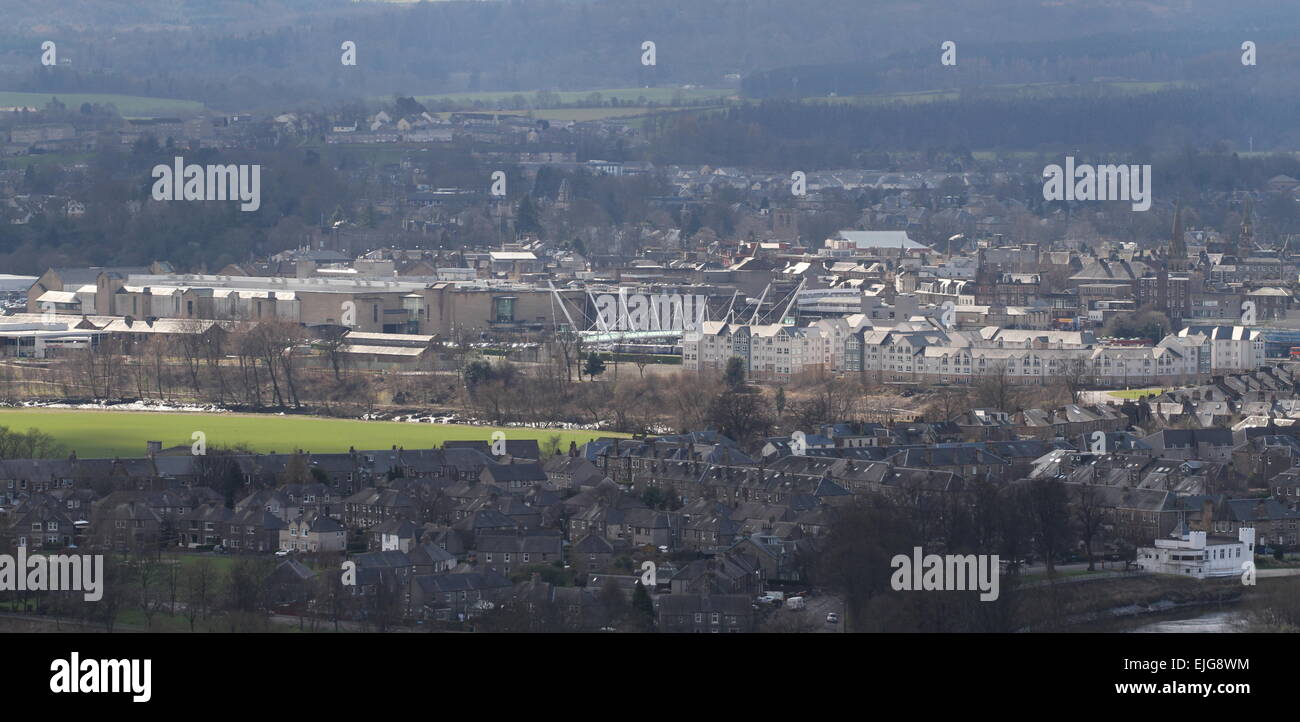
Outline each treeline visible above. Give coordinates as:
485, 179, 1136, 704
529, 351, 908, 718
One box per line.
646, 89, 1300, 166
814, 477, 1129, 632
742, 27, 1300, 100
2, 0, 1292, 109
11, 323, 386, 416
0, 551, 354, 633
0, 141, 353, 273
0, 424, 62, 459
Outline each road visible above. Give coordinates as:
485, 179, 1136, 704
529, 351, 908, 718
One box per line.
1256, 567, 1300, 578
802, 594, 844, 633
1019, 560, 1121, 576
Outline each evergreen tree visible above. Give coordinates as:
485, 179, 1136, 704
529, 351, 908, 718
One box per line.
583, 352, 606, 379
631, 581, 656, 632
723, 356, 746, 389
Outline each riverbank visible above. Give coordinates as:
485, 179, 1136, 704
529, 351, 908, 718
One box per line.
1014, 574, 1244, 632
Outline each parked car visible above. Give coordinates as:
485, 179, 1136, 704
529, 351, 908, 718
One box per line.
826, 612, 839, 624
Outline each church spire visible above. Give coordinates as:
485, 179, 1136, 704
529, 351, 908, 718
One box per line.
1168, 201, 1187, 273
1238, 197, 1254, 260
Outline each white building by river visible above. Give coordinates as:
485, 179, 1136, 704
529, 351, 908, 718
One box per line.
1136, 525, 1255, 579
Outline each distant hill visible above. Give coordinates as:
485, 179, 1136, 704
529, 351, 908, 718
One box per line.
2, 0, 1298, 109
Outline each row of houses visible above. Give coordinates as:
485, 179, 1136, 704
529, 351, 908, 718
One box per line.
683, 317, 1265, 383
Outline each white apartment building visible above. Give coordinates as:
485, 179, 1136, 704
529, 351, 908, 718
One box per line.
686, 318, 1214, 386
1087, 338, 1201, 386
1176, 326, 1265, 373
683, 321, 830, 380
750, 324, 824, 378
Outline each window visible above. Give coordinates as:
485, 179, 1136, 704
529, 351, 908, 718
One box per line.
493, 296, 518, 324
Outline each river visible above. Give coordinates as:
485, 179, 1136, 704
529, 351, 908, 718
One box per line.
1128, 610, 1245, 633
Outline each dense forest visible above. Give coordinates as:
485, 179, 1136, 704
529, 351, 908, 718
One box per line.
643, 88, 1300, 166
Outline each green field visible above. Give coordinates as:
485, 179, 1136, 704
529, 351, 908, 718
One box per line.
0, 151, 95, 169
0, 409, 624, 458
1105, 387, 1168, 399
0, 91, 205, 117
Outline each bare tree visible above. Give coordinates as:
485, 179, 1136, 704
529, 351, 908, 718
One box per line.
972, 361, 1020, 412
1073, 483, 1108, 571
318, 325, 350, 381
1026, 479, 1072, 577
792, 380, 859, 429
135, 552, 165, 628
1061, 358, 1092, 405
176, 320, 208, 401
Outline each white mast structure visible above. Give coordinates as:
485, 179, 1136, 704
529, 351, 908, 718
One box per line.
749, 283, 771, 324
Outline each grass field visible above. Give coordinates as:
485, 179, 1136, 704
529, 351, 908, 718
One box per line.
1105, 387, 1168, 399
0, 151, 95, 169
0, 91, 204, 117
0, 409, 625, 458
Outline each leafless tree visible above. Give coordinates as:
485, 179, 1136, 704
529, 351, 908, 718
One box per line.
972, 361, 1020, 412
1073, 483, 1108, 571
318, 325, 350, 381
135, 552, 165, 628
1061, 358, 1092, 405
183, 559, 213, 632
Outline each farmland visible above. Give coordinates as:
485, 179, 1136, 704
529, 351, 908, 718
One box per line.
408, 86, 734, 107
